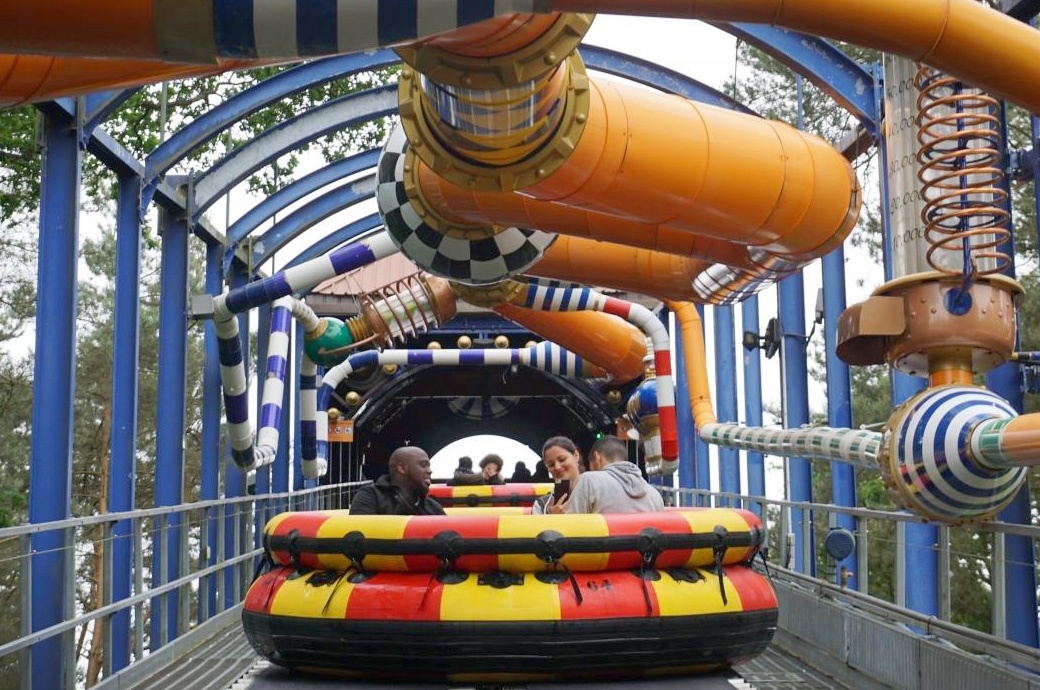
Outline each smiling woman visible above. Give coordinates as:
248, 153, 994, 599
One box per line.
430, 435, 541, 482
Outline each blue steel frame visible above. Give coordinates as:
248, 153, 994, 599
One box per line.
106, 171, 142, 672
152, 208, 189, 648
29, 103, 82, 690
30, 17, 1040, 687
714, 306, 740, 505
742, 296, 766, 515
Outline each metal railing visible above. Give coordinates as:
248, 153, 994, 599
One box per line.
0, 481, 366, 689
3, 480, 1037, 688
665, 486, 1040, 675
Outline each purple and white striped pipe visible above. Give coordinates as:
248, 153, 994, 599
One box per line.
518, 279, 678, 475
309, 343, 604, 472
215, 232, 397, 476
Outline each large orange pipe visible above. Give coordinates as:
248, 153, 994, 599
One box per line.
521, 76, 860, 252
415, 160, 755, 268
665, 301, 717, 429
530, 235, 708, 302
0, 56, 263, 108
3, 1, 1038, 116
493, 304, 647, 383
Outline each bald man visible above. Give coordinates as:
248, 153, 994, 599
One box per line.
349, 446, 445, 516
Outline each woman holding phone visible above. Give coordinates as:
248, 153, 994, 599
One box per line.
532, 436, 583, 514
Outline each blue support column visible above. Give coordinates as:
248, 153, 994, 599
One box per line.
988, 104, 1037, 648
714, 305, 740, 505
694, 305, 711, 505
107, 172, 142, 672
29, 105, 81, 690
151, 207, 189, 647
778, 271, 814, 575
293, 321, 305, 492
201, 242, 223, 620
894, 374, 936, 615
822, 248, 859, 589
741, 296, 765, 515
674, 314, 695, 506
224, 266, 248, 605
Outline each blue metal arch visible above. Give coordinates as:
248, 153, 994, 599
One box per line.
190, 84, 397, 221
249, 172, 376, 269
580, 44, 757, 116
226, 148, 379, 245
142, 50, 399, 209
717, 23, 878, 135
284, 214, 385, 275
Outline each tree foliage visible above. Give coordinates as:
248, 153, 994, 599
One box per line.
0, 59, 395, 686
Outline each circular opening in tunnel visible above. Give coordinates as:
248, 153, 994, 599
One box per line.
430, 435, 541, 482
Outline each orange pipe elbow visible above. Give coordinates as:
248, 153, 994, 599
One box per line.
665, 301, 717, 429
520, 77, 859, 257
529, 236, 709, 303
494, 303, 647, 383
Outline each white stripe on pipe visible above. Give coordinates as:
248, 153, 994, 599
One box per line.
417, 0, 462, 42
338, 0, 378, 52
253, 0, 299, 58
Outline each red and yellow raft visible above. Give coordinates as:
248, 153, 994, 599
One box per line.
242, 508, 777, 681
427, 482, 553, 507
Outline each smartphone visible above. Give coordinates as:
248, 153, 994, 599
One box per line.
552, 479, 571, 501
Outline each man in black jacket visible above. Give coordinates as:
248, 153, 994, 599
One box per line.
349, 446, 445, 516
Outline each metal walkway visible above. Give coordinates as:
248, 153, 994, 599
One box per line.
113, 609, 850, 690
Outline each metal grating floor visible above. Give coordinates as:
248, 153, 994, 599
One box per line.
734, 644, 851, 690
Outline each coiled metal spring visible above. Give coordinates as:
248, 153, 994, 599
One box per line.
914, 66, 1009, 277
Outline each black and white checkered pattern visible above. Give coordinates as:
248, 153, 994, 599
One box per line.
376, 124, 556, 285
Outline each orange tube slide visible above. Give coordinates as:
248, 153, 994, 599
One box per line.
416, 161, 756, 269
520, 76, 859, 253
552, 0, 1040, 115
529, 235, 709, 302
494, 304, 647, 383
0, 56, 264, 108
665, 301, 717, 429
3, 1, 1039, 116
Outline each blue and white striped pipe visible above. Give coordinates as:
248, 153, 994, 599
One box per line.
243, 299, 323, 493
518, 279, 679, 474
213, 232, 398, 322
309, 343, 601, 472
203, 0, 542, 61
300, 356, 325, 480
216, 232, 397, 475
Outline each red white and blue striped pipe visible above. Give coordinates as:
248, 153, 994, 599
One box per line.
310, 343, 604, 472
517, 279, 678, 474
214, 232, 396, 477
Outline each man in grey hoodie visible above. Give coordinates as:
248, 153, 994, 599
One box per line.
565, 436, 664, 514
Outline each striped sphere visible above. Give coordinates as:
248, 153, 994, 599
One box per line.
376, 124, 556, 285
878, 386, 1026, 523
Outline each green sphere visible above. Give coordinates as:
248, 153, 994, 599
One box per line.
304, 318, 356, 366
